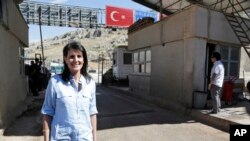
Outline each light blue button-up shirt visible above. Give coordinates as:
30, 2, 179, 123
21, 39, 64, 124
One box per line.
41, 74, 98, 141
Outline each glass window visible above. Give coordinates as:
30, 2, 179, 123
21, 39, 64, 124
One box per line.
222, 62, 228, 77
230, 47, 239, 61
220, 46, 228, 60
133, 49, 151, 74
134, 52, 138, 63
139, 51, 145, 62
123, 53, 132, 64
146, 50, 151, 61
134, 64, 139, 73
139, 64, 145, 73
219, 46, 240, 77
229, 62, 239, 76
146, 63, 151, 73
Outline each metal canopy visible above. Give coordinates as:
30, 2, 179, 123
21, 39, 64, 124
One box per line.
19, 0, 101, 28
132, 0, 250, 19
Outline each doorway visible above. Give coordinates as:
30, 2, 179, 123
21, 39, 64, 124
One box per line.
205, 43, 216, 92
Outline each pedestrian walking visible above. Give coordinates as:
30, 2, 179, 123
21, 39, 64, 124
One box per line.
208, 52, 225, 114
41, 41, 98, 141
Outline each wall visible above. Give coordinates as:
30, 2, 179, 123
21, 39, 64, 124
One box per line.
150, 38, 207, 108
1, 0, 28, 45
0, 0, 28, 129
129, 74, 150, 96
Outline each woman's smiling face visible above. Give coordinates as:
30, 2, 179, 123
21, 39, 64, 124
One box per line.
64, 49, 84, 75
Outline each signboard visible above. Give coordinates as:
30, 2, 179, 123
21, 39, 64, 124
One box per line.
106, 5, 133, 27
134, 10, 157, 22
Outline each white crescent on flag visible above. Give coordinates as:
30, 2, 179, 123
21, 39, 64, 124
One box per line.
110, 11, 119, 22
106, 5, 133, 27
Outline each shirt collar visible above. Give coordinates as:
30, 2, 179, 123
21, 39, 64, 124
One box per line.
214, 60, 221, 65
68, 74, 85, 85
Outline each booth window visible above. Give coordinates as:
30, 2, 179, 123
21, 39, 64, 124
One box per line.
139, 51, 145, 73
123, 53, 132, 64
220, 46, 240, 77
146, 50, 151, 73
133, 49, 151, 74
133, 52, 139, 73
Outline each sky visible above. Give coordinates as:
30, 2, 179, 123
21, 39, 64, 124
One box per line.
28, 0, 152, 42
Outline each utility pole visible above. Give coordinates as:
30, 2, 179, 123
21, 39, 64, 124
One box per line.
38, 6, 45, 71
101, 54, 104, 84
98, 54, 100, 85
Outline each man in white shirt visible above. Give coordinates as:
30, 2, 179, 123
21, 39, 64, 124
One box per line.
208, 52, 225, 114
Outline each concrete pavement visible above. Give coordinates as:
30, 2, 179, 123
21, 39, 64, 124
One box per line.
97, 86, 228, 141
0, 86, 229, 141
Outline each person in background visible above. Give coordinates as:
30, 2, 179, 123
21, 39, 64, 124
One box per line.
247, 81, 250, 97
208, 52, 225, 114
41, 41, 98, 141
29, 60, 40, 96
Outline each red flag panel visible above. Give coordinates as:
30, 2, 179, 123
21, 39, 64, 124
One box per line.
106, 5, 134, 27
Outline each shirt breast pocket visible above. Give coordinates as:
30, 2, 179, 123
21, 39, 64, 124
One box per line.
56, 90, 74, 108
79, 89, 92, 110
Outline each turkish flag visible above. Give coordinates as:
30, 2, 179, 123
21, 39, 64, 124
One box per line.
106, 5, 134, 27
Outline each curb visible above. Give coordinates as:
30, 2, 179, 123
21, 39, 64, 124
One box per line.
190, 109, 238, 132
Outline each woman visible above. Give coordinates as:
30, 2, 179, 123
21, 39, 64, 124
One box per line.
41, 41, 98, 141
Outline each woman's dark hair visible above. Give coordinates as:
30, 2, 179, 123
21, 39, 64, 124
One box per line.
211, 52, 221, 60
247, 81, 250, 93
61, 41, 91, 83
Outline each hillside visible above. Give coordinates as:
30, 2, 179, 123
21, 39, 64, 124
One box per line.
26, 28, 128, 71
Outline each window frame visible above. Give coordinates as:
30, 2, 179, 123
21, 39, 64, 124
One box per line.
19, 45, 26, 77
217, 45, 240, 78
133, 48, 151, 74
145, 50, 151, 73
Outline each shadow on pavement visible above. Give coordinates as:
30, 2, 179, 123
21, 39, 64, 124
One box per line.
97, 86, 195, 130
3, 98, 43, 136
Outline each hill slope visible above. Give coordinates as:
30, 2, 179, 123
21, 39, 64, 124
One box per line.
27, 28, 128, 70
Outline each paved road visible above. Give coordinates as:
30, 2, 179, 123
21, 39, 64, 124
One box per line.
97, 86, 229, 141
0, 86, 229, 141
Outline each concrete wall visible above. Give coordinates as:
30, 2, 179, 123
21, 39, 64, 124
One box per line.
1, 0, 28, 45
0, 0, 28, 129
150, 38, 207, 108
128, 5, 245, 112
129, 74, 150, 96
